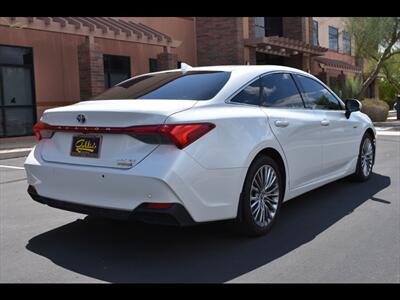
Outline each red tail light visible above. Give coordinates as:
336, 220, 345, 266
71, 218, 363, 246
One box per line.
33, 122, 55, 141
158, 123, 215, 149
32, 122, 215, 149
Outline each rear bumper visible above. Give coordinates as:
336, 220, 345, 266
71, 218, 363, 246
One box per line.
24, 144, 245, 223
27, 185, 196, 226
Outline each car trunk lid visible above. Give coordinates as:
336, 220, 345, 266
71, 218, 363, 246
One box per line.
39, 99, 196, 169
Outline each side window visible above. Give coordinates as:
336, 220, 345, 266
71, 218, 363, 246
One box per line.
295, 75, 342, 110
260, 73, 305, 108
230, 79, 261, 106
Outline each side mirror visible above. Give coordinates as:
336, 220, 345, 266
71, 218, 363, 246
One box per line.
345, 99, 362, 119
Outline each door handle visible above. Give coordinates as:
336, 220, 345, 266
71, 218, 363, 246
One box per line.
275, 120, 289, 128
321, 119, 330, 126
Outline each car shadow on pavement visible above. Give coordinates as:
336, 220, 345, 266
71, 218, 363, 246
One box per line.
26, 172, 391, 283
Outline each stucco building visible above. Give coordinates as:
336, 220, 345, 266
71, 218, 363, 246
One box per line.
0, 17, 377, 138
196, 17, 378, 99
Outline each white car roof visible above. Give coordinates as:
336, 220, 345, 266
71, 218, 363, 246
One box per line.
165, 65, 312, 77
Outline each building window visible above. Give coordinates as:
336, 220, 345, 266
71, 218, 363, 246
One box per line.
177, 61, 182, 68
265, 17, 283, 37
254, 17, 265, 38
343, 31, 351, 55
149, 58, 158, 72
312, 20, 319, 46
329, 26, 339, 52
103, 54, 131, 89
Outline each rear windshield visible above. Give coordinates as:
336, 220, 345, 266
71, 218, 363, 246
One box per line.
92, 71, 231, 101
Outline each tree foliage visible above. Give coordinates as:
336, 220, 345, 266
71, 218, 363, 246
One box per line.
342, 75, 362, 99
344, 17, 400, 99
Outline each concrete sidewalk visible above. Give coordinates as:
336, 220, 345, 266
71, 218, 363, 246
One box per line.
0, 136, 36, 160
373, 110, 400, 130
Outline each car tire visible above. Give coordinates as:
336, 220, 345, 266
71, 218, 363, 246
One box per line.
234, 155, 284, 237
352, 132, 375, 182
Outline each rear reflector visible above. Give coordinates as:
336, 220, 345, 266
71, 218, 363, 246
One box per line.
146, 203, 173, 209
33, 122, 215, 149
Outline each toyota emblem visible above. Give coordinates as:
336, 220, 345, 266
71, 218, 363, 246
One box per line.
77, 114, 86, 124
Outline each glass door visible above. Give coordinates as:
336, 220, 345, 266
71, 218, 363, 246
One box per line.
0, 45, 36, 137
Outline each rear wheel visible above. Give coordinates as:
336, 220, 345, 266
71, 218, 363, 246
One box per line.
352, 133, 375, 182
235, 155, 284, 236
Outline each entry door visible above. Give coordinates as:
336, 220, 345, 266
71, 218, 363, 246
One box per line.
259, 73, 324, 190
0, 65, 35, 137
292, 73, 360, 176
265, 108, 324, 189
321, 110, 361, 175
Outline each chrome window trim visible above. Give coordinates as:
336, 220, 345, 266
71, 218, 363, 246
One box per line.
225, 70, 310, 110
224, 75, 262, 107
293, 73, 345, 111
259, 72, 307, 109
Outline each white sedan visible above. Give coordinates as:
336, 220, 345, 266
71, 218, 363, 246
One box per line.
25, 65, 376, 236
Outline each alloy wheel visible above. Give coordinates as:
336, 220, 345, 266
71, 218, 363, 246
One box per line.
360, 138, 374, 177
250, 165, 280, 227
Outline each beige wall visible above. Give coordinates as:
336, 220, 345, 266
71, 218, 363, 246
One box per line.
96, 37, 166, 76
312, 17, 354, 56
0, 26, 85, 118
123, 17, 197, 66
0, 17, 196, 120
95, 18, 197, 75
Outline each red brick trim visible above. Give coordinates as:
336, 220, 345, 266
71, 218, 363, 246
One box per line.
78, 38, 105, 99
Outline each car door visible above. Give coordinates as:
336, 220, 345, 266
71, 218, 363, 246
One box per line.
294, 74, 361, 176
259, 72, 323, 190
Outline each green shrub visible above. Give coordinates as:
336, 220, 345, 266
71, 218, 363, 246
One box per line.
379, 79, 397, 109
361, 98, 390, 122
342, 75, 362, 99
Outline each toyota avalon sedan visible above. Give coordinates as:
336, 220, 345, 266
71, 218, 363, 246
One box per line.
25, 65, 376, 236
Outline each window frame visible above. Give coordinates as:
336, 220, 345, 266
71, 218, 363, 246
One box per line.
259, 72, 306, 109
226, 71, 311, 109
254, 17, 266, 38
312, 20, 319, 46
103, 54, 132, 89
229, 78, 262, 106
226, 76, 262, 107
342, 31, 351, 55
292, 73, 345, 111
148, 58, 158, 73
328, 26, 339, 52
0, 44, 37, 138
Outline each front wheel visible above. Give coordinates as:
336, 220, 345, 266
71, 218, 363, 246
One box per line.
235, 155, 284, 236
352, 133, 375, 182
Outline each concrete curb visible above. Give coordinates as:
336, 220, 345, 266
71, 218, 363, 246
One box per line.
373, 121, 400, 128
0, 148, 33, 160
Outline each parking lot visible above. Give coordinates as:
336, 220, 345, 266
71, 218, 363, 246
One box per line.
0, 134, 399, 283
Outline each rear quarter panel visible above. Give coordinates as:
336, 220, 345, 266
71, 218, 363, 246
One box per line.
165, 103, 290, 202
166, 104, 283, 169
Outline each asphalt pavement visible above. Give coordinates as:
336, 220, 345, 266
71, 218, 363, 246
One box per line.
0, 134, 399, 283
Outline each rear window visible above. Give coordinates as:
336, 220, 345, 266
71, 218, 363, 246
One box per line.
92, 71, 231, 101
